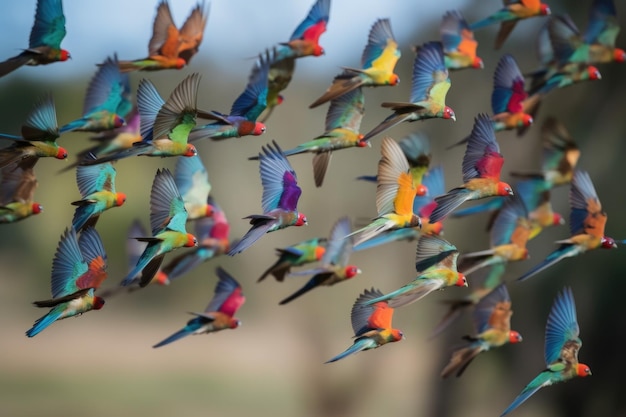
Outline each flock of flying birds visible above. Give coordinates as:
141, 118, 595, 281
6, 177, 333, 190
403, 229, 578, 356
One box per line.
0, 0, 623, 415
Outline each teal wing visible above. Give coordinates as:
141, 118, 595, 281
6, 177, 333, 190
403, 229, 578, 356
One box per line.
150, 168, 188, 235
75, 158, 117, 197
230, 49, 271, 121
544, 287, 580, 365
84, 55, 131, 116
414, 235, 459, 273
410, 42, 449, 103
50, 228, 88, 298
473, 283, 510, 334
21, 94, 59, 141
174, 154, 210, 205
490, 191, 527, 246
29, 0, 66, 49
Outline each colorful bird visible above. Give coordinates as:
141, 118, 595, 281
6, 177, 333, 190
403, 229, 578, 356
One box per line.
459, 191, 531, 276
0, 163, 42, 224
309, 18, 400, 108
71, 155, 126, 232
257, 237, 327, 282
153, 266, 244, 348
430, 114, 513, 223
60, 55, 130, 133
26, 227, 108, 337
118, 0, 208, 72
441, 284, 522, 378
173, 154, 212, 220
279, 217, 361, 305
189, 50, 270, 142
121, 168, 197, 287
0, 94, 66, 169
439, 10, 484, 70
470, 0, 551, 50
325, 288, 404, 363
500, 287, 591, 416
269, 87, 366, 187
364, 235, 467, 309
0, 0, 70, 78
228, 141, 306, 255
82, 73, 200, 165
156, 197, 230, 284
361, 42, 455, 142
517, 170, 617, 282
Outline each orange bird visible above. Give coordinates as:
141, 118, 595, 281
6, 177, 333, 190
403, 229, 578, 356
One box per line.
439, 10, 484, 70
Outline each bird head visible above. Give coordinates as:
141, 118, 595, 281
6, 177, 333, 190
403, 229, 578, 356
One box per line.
576, 363, 592, 377
540, 3, 551, 15
153, 271, 170, 286
31, 203, 43, 215
295, 213, 308, 226
60, 49, 71, 61
519, 113, 533, 127
276, 95, 285, 105
253, 122, 266, 136
344, 265, 362, 279
184, 144, 198, 157
112, 114, 125, 129
314, 245, 326, 261
56, 147, 68, 160
509, 330, 523, 344
455, 273, 467, 287
442, 106, 456, 121
497, 182, 514, 197
93, 296, 105, 310
473, 56, 484, 69
391, 329, 405, 342
312, 44, 325, 57
175, 58, 186, 69
415, 183, 428, 197
613, 48, 626, 63
601, 236, 618, 249
586, 65, 601, 81
552, 212, 565, 226
230, 318, 242, 329
204, 203, 215, 218
116, 192, 127, 207
389, 74, 400, 86
185, 233, 199, 247
423, 219, 443, 236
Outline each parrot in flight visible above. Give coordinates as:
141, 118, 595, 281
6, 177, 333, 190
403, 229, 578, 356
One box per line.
153, 266, 245, 348
0, 0, 70, 78
0, 163, 42, 224
257, 237, 327, 283
438, 10, 484, 70
500, 287, 591, 415
173, 154, 213, 220
325, 288, 404, 363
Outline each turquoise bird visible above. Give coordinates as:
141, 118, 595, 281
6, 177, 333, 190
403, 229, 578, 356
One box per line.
269, 87, 366, 187
325, 288, 404, 363
309, 18, 401, 108
189, 51, 271, 142
60, 55, 130, 133
441, 284, 522, 378
0, 163, 42, 224
157, 197, 231, 284
26, 227, 108, 337
0, 0, 70, 78
361, 42, 456, 142
153, 266, 245, 348
257, 237, 327, 282
83, 73, 200, 164
228, 141, 307, 255
121, 168, 198, 287
279, 217, 361, 305
364, 235, 467, 309
0, 94, 66, 169
500, 287, 591, 416
174, 154, 213, 220
71, 154, 126, 232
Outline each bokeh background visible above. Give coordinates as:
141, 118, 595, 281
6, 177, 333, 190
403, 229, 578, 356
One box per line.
0, 0, 625, 416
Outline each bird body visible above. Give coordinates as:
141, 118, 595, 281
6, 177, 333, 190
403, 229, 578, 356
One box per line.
257, 237, 326, 282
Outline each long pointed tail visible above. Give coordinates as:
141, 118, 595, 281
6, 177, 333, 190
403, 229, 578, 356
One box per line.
153, 328, 192, 348
325, 339, 373, 363
26, 308, 63, 337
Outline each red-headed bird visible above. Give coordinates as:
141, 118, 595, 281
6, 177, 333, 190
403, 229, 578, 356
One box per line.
26, 227, 108, 337
0, 0, 70, 78
71, 155, 126, 232
0, 163, 42, 224
60, 55, 130, 133
257, 237, 327, 283
325, 288, 404, 363
228, 141, 307, 255
347, 136, 422, 247
361, 42, 455, 142
153, 266, 244, 348
441, 283, 522, 378
430, 114, 513, 223
309, 18, 401, 108
500, 287, 591, 416
121, 168, 197, 287
364, 235, 467, 309
279, 217, 361, 305
189, 51, 271, 142
517, 170, 617, 282
118, 0, 208, 72
0, 94, 66, 169
439, 10, 484, 70
470, 0, 551, 50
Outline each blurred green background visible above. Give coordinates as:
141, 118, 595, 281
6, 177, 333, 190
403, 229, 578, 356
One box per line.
0, 1, 625, 416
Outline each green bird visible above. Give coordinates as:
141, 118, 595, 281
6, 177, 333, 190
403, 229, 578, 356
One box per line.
257, 237, 327, 282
